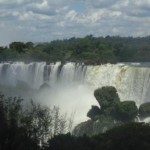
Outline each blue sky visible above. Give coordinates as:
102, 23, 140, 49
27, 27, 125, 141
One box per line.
70, 2, 86, 13
0, 0, 150, 46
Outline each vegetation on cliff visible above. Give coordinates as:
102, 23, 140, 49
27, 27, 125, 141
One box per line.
92, 86, 138, 123
46, 122, 150, 150
115, 101, 138, 122
139, 102, 150, 120
74, 86, 150, 136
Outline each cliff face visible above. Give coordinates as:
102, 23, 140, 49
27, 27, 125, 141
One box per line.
73, 117, 121, 136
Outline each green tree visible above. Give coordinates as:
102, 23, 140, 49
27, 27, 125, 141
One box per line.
25, 42, 34, 49
94, 86, 120, 110
114, 101, 138, 122
0, 92, 74, 149
139, 102, 150, 120
87, 105, 101, 121
9, 42, 26, 53
0, 93, 40, 150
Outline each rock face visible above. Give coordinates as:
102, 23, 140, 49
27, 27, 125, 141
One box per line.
73, 120, 94, 136
39, 82, 50, 90
73, 116, 121, 137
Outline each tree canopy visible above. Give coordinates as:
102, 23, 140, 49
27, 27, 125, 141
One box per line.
115, 101, 138, 122
1, 35, 150, 63
139, 102, 150, 120
94, 86, 120, 109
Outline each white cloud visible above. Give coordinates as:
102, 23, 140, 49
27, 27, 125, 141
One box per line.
37, 0, 49, 9
66, 10, 77, 21
0, 0, 150, 46
0, 0, 24, 3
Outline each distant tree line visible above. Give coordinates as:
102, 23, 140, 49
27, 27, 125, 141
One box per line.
1, 35, 150, 64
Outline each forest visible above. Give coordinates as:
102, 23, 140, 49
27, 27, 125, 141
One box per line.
1, 35, 150, 64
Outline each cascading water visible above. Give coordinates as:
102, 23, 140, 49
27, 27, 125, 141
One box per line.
1, 62, 150, 124
86, 63, 150, 106
0, 62, 93, 124
0, 62, 86, 89
0, 62, 45, 88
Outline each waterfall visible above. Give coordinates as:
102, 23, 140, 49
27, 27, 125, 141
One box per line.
0, 62, 45, 88
1, 62, 150, 123
86, 63, 150, 106
0, 62, 86, 89
0, 62, 90, 124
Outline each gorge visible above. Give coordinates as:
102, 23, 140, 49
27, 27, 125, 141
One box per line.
0, 62, 150, 124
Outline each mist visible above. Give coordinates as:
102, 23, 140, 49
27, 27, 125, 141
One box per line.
0, 62, 99, 125
1, 62, 150, 125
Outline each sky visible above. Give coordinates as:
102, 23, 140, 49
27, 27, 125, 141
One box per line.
0, 0, 150, 46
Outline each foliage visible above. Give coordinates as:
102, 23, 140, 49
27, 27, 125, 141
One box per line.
94, 122, 150, 150
0, 92, 73, 150
45, 122, 150, 150
92, 87, 139, 122
114, 101, 138, 122
1, 35, 150, 63
0, 87, 150, 149
94, 86, 120, 109
0, 93, 40, 150
9, 42, 33, 53
87, 105, 101, 121
139, 102, 150, 120
45, 133, 94, 150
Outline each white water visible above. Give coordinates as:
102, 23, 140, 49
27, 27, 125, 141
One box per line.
1, 62, 150, 124
86, 63, 150, 106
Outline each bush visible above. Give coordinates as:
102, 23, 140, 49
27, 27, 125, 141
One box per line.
139, 102, 150, 119
87, 106, 101, 120
115, 101, 138, 122
94, 122, 150, 150
94, 86, 120, 109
